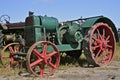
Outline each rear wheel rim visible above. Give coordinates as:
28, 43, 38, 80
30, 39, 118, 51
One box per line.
84, 23, 115, 66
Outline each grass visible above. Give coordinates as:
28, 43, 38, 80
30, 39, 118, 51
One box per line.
113, 43, 120, 61
59, 52, 88, 70
0, 67, 21, 76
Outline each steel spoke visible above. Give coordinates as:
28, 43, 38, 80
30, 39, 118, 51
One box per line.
92, 45, 100, 50
106, 35, 110, 41
102, 29, 105, 38
97, 29, 102, 39
95, 49, 102, 60
33, 49, 43, 59
48, 51, 57, 57
1, 56, 10, 59
40, 63, 45, 77
30, 59, 43, 68
106, 49, 112, 60
43, 43, 47, 56
105, 49, 110, 61
10, 57, 14, 66
8, 46, 15, 54
106, 44, 113, 48
48, 61, 56, 69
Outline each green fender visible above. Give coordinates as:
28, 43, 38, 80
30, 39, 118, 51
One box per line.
81, 16, 119, 42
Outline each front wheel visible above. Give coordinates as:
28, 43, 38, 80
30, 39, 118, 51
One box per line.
26, 41, 60, 77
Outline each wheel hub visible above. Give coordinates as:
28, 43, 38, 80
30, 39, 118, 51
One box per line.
99, 39, 107, 51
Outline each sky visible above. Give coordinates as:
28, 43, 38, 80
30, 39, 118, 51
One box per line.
0, 0, 120, 29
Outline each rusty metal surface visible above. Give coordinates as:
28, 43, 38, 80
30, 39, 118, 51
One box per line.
6, 22, 25, 29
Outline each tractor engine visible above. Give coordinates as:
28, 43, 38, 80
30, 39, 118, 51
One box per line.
25, 12, 59, 47
61, 22, 83, 44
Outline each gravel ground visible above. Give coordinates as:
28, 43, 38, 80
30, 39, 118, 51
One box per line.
0, 61, 120, 80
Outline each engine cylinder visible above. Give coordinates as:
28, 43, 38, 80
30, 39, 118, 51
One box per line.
40, 16, 59, 32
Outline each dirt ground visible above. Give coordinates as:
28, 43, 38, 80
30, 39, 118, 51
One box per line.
0, 61, 120, 80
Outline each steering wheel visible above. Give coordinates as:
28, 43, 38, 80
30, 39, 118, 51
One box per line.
0, 15, 10, 24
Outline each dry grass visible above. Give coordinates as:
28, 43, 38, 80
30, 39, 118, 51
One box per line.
113, 43, 120, 61
0, 68, 20, 76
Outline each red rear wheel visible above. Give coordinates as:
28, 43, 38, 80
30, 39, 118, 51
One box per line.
83, 23, 116, 66
0, 43, 23, 68
26, 41, 60, 77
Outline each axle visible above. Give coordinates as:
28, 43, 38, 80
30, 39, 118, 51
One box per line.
13, 52, 26, 60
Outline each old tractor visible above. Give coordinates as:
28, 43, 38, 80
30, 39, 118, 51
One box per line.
0, 12, 119, 77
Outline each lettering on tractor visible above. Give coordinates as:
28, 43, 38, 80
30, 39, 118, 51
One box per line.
0, 12, 119, 77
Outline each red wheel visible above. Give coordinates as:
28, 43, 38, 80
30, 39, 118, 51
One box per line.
83, 23, 116, 66
0, 43, 23, 68
26, 41, 60, 77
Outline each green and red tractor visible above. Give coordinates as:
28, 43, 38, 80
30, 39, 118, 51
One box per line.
0, 12, 119, 77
